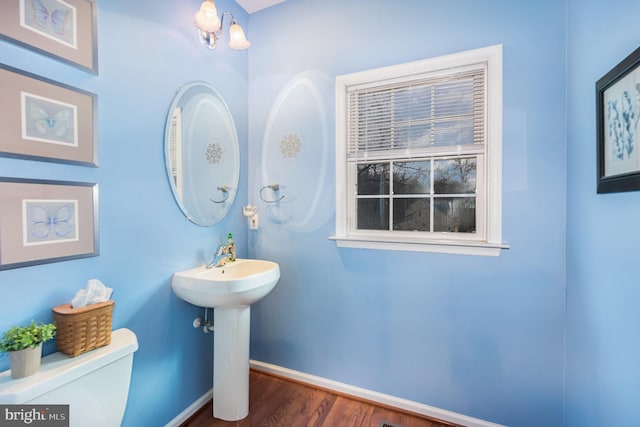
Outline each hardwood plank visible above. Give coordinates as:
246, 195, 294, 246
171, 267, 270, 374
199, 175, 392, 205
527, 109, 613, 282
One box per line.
181, 370, 459, 427
320, 395, 376, 427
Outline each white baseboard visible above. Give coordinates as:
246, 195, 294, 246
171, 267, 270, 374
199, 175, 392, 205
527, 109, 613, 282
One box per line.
164, 389, 212, 427
165, 360, 505, 427
249, 360, 505, 427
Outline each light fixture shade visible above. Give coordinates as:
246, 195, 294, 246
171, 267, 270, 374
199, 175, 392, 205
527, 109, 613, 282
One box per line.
228, 23, 251, 50
194, 0, 221, 33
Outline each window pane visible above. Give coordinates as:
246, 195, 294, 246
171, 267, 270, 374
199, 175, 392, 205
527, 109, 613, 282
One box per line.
432, 118, 474, 146
394, 123, 431, 149
434, 158, 476, 194
434, 198, 476, 232
434, 80, 474, 117
357, 198, 389, 230
357, 92, 393, 151
394, 161, 430, 194
357, 163, 390, 195
432, 79, 475, 146
393, 198, 430, 231
393, 85, 432, 122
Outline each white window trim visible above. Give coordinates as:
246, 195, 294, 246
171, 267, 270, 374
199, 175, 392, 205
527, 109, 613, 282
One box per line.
331, 45, 508, 256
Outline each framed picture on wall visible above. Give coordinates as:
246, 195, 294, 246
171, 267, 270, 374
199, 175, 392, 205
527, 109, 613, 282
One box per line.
0, 64, 98, 166
0, 178, 98, 270
0, 0, 98, 74
596, 46, 640, 194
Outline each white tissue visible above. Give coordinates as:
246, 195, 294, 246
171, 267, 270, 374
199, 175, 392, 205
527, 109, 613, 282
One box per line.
71, 279, 113, 308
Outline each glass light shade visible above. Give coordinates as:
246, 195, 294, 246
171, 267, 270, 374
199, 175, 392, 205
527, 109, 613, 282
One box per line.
228, 23, 251, 50
194, 1, 221, 33
199, 0, 218, 16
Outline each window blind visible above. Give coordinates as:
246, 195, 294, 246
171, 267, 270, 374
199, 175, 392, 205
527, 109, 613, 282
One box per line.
346, 67, 486, 160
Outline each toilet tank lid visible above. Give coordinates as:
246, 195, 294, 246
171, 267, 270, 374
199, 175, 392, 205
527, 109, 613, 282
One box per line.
0, 328, 138, 404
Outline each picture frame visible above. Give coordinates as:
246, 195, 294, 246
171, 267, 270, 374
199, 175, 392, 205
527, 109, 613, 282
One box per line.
0, 64, 98, 167
0, 178, 98, 270
0, 0, 98, 74
596, 46, 640, 194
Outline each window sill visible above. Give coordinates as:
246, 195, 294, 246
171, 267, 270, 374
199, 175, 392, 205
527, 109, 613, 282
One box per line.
329, 235, 509, 256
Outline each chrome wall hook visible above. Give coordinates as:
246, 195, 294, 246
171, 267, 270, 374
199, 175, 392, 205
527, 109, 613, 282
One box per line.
259, 183, 285, 203
209, 185, 230, 203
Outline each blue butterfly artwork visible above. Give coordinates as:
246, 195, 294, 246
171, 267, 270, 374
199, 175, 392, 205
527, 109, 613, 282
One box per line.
24, 95, 75, 145
26, 202, 76, 242
22, 0, 75, 47
31, 0, 70, 35
31, 102, 71, 137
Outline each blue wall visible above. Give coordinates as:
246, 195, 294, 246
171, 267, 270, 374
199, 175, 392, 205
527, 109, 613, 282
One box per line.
0, 1, 248, 425
566, 0, 640, 426
247, 1, 566, 426
1, 0, 638, 426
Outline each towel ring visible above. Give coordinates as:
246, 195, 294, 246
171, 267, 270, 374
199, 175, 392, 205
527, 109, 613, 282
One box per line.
209, 185, 230, 203
260, 183, 285, 203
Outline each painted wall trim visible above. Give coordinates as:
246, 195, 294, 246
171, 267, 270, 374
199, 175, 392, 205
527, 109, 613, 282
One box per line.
164, 389, 212, 427
250, 360, 506, 427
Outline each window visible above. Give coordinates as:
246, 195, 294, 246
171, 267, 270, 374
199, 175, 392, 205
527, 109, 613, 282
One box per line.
332, 45, 507, 256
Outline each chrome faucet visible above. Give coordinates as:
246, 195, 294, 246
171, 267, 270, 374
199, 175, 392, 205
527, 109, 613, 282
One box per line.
206, 243, 236, 268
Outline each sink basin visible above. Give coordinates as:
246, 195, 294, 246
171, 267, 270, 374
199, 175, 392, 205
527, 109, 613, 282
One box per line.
171, 258, 280, 308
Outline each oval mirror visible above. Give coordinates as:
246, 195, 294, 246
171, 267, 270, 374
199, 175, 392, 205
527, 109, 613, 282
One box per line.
164, 82, 240, 226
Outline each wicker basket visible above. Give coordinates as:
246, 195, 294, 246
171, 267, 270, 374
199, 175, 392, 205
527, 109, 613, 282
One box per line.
52, 300, 114, 357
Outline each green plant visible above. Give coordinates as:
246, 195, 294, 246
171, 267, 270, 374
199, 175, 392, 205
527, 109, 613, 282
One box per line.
0, 321, 56, 352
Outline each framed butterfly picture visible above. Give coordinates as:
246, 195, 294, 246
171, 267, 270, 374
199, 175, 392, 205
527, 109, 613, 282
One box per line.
0, 178, 98, 270
0, 0, 98, 74
0, 64, 97, 166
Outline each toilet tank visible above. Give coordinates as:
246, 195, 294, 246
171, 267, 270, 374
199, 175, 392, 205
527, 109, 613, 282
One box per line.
0, 328, 138, 427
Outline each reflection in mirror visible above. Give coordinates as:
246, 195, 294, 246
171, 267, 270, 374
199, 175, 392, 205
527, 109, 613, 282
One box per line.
165, 81, 240, 226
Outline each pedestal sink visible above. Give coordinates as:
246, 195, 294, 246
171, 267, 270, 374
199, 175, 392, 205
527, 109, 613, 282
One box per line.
171, 259, 280, 421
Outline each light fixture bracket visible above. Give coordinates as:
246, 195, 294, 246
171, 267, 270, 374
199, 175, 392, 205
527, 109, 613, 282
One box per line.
198, 10, 231, 50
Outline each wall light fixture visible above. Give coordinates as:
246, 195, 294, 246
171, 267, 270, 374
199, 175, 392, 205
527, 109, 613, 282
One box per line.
194, 0, 251, 50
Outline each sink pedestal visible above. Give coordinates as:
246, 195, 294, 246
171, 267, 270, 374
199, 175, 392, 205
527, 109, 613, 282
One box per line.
213, 306, 250, 421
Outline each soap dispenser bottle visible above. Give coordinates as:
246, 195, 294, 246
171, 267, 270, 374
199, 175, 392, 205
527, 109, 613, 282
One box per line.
227, 233, 236, 261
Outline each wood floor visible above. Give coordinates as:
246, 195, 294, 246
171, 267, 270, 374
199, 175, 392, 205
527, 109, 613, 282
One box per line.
181, 370, 462, 427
